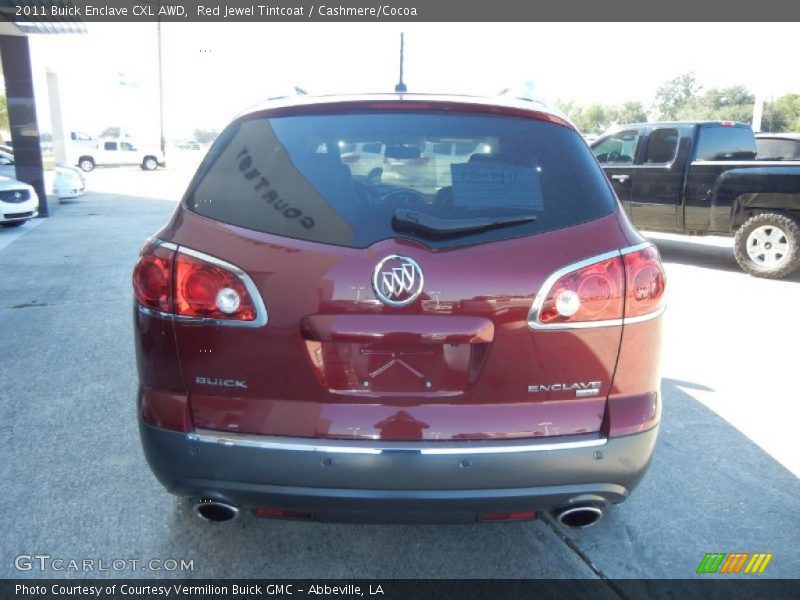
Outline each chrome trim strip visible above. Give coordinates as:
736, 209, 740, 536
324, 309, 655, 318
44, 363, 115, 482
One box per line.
623, 304, 667, 325
135, 241, 268, 328
420, 438, 606, 455
620, 241, 653, 255
187, 429, 607, 455
690, 160, 800, 167
528, 242, 664, 330
149, 239, 178, 252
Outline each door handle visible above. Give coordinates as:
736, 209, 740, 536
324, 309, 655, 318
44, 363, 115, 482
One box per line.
611, 174, 631, 183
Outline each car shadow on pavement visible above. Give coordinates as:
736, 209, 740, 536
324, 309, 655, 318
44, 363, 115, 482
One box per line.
553, 377, 800, 580
648, 235, 800, 283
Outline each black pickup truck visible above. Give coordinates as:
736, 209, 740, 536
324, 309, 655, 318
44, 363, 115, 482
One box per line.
590, 121, 800, 278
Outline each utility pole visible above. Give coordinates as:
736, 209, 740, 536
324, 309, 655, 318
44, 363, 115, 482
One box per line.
157, 2, 166, 156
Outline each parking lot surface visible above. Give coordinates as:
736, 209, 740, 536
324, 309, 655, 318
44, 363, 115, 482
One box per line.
1, 168, 799, 581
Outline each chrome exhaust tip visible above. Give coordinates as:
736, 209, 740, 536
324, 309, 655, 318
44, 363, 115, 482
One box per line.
193, 499, 239, 522
553, 505, 603, 529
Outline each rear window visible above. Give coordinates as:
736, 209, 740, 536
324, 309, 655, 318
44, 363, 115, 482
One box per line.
694, 125, 756, 161
187, 111, 616, 249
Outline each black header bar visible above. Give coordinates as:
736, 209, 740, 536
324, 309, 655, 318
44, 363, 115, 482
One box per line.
3, 0, 800, 23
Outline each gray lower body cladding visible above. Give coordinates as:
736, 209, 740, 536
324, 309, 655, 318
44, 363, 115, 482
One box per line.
140, 420, 658, 523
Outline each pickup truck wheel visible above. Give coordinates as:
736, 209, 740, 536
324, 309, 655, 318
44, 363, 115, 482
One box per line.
142, 156, 159, 171
78, 157, 95, 172
734, 213, 800, 279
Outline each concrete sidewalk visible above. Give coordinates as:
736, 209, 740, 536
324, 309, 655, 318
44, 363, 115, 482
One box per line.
1, 186, 798, 581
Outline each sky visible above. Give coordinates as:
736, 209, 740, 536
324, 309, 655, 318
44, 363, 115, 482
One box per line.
26, 22, 800, 143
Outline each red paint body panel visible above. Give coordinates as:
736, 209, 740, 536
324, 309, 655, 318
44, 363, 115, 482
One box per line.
153, 210, 638, 441
606, 317, 664, 436
139, 387, 191, 432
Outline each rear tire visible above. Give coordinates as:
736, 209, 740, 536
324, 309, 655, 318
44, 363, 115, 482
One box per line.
142, 156, 159, 171
1, 220, 26, 228
734, 212, 800, 279
79, 157, 95, 172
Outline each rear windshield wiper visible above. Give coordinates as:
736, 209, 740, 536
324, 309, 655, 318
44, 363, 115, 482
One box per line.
392, 209, 537, 237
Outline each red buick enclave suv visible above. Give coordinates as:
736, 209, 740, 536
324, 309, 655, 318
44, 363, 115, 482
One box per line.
133, 94, 665, 527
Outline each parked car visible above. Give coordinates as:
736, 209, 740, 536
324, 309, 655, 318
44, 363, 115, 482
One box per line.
176, 140, 202, 151
591, 122, 800, 278
74, 140, 165, 172
340, 140, 492, 193
0, 175, 39, 227
53, 163, 86, 199
133, 93, 666, 526
756, 132, 800, 161
0, 150, 85, 200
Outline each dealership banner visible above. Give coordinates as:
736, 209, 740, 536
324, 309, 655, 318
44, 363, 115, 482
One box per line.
4, 579, 800, 600
3, 0, 800, 22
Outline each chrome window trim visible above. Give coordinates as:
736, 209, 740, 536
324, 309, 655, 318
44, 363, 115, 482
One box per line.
187, 429, 607, 456
690, 160, 800, 167
527, 241, 663, 330
135, 241, 268, 328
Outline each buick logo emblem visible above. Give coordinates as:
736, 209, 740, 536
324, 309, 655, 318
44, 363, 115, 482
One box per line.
13, 191, 21, 200
372, 255, 424, 307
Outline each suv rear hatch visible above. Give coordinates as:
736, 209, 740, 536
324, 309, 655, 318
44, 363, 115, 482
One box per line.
168, 101, 629, 441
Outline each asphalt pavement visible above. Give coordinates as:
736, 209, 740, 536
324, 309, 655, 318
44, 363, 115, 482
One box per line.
1, 168, 798, 582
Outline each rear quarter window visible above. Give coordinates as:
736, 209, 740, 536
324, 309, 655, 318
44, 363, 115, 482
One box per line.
186, 111, 616, 249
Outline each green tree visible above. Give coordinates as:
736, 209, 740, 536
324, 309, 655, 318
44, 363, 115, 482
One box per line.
579, 104, 613, 133
654, 73, 701, 120
705, 85, 753, 111
100, 126, 122, 138
193, 129, 219, 144
674, 86, 754, 125
761, 94, 800, 132
0, 95, 9, 144
614, 101, 648, 125
556, 99, 645, 133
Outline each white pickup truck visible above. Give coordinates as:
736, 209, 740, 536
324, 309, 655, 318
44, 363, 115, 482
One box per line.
73, 139, 165, 172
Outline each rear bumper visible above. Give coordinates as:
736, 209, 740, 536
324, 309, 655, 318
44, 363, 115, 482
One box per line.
140, 419, 659, 523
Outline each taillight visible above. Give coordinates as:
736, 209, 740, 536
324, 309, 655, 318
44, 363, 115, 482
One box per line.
537, 255, 624, 326
530, 243, 665, 328
133, 241, 265, 325
341, 154, 360, 164
133, 242, 174, 312
174, 253, 256, 321
622, 245, 666, 319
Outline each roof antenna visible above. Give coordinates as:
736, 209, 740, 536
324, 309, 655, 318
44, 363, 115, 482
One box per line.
394, 33, 408, 93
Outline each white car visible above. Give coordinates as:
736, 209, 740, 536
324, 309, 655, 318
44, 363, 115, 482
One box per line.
340, 140, 492, 192
73, 140, 165, 172
0, 151, 85, 199
52, 163, 86, 199
0, 175, 39, 228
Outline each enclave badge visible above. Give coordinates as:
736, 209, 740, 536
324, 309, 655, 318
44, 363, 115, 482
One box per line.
372, 255, 424, 307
